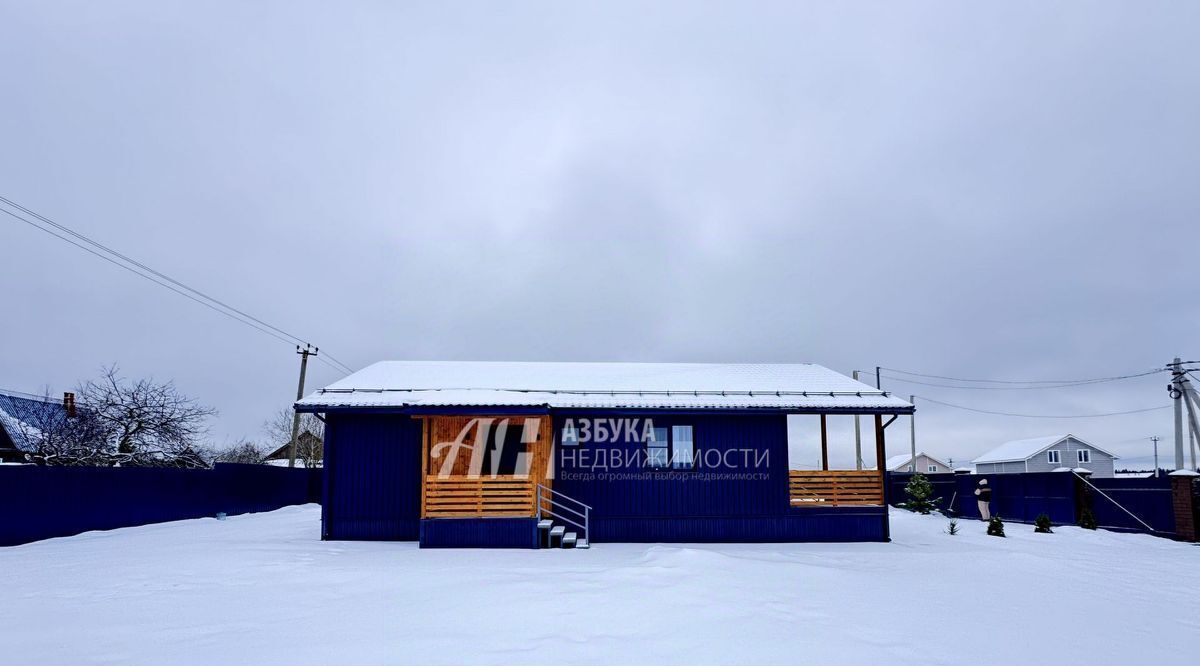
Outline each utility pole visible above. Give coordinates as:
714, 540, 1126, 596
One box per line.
910, 394, 917, 473
1192, 427, 1198, 472
1151, 436, 1160, 477
1170, 357, 1184, 471
875, 366, 881, 390
1180, 372, 1200, 471
852, 371, 862, 470
288, 344, 317, 468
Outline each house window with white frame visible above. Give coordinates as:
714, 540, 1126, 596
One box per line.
646, 427, 669, 468
1046, 450, 1061, 464
1077, 449, 1091, 464
645, 425, 695, 469
928, 465, 937, 473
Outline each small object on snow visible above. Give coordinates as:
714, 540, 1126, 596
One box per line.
946, 519, 959, 536
1034, 513, 1053, 533
987, 516, 1005, 537
216, 512, 227, 521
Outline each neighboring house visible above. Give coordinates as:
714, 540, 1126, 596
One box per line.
0, 390, 72, 463
972, 434, 1117, 478
296, 360, 914, 548
265, 430, 323, 465
886, 452, 953, 474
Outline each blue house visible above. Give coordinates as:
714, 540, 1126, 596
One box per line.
295, 361, 913, 548
0, 390, 71, 463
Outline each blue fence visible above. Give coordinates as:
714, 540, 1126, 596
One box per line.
0, 463, 322, 547
888, 471, 1182, 537
889, 472, 1078, 523
1087, 476, 1175, 535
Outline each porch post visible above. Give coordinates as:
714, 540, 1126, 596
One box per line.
875, 414, 889, 541
820, 414, 829, 471
420, 417, 428, 519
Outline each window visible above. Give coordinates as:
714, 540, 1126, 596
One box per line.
1077, 449, 1091, 464
645, 425, 694, 469
671, 425, 694, 469
928, 465, 938, 473
647, 427, 669, 468
1046, 450, 1061, 464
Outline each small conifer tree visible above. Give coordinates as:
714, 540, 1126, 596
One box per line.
987, 515, 1005, 537
900, 472, 942, 515
946, 519, 959, 536
1034, 513, 1053, 533
1078, 507, 1098, 530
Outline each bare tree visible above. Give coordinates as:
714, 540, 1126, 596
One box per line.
215, 439, 269, 465
79, 365, 216, 460
8, 368, 215, 468
264, 406, 324, 468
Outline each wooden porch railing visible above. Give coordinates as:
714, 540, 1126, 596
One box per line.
423, 477, 535, 518
789, 470, 884, 506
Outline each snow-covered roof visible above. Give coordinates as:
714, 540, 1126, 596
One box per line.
296, 361, 914, 412
972, 434, 1117, 464
886, 452, 951, 471
0, 391, 65, 451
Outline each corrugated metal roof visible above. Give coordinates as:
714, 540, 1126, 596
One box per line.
0, 391, 65, 451
296, 361, 913, 412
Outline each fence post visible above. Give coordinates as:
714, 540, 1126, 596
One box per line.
1169, 470, 1199, 542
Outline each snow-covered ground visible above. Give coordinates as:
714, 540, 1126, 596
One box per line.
1, 506, 1196, 665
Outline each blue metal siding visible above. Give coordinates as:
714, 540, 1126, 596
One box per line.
591, 509, 887, 542
320, 411, 890, 544
553, 413, 886, 542
419, 518, 539, 548
323, 414, 421, 541
554, 414, 788, 517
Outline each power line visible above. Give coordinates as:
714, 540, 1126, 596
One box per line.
0, 387, 61, 402
1, 207, 297, 347
913, 395, 1171, 419
1, 197, 354, 375
876, 366, 1166, 385
867, 368, 1166, 390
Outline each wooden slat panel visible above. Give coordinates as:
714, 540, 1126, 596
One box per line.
423, 476, 536, 518
419, 415, 552, 518
789, 470, 884, 506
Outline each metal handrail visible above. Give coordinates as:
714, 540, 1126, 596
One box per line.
537, 496, 588, 520
536, 484, 591, 545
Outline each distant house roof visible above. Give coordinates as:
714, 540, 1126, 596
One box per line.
886, 452, 951, 471
295, 361, 915, 413
266, 431, 323, 460
0, 390, 67, 452
972, 434, 1118, 465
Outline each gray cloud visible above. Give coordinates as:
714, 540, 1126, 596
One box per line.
2, 1, 1197, 463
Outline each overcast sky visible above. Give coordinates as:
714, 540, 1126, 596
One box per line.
2, 2, 1198, 465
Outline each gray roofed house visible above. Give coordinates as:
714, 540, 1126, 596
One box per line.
886, 452, 953, 474
972, 434, 1117, 478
